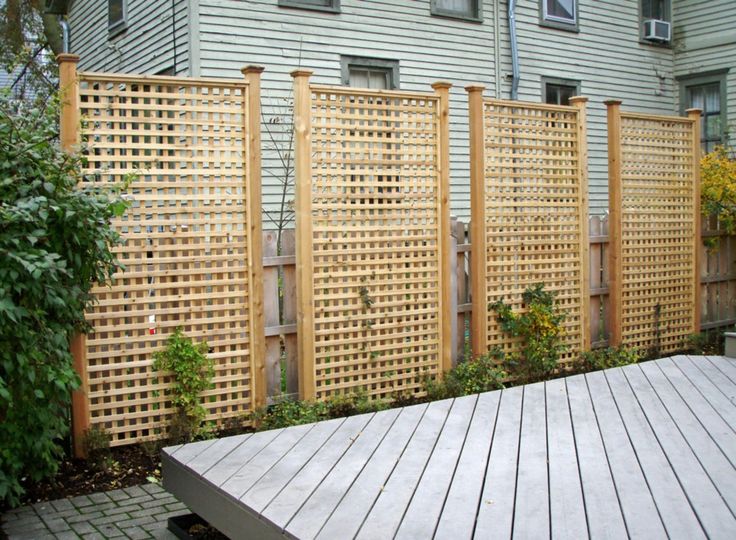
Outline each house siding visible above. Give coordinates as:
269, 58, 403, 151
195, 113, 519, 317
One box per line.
68, 0, 189, 75
673, 0, 736, 149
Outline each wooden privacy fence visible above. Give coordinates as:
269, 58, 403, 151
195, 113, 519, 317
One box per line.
466, 88, 589, 368
291, 71, 452, 401
607, 101, 701, 354
59, 56, 266, 451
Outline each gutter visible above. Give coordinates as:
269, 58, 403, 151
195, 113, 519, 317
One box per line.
508, 0, 520, 100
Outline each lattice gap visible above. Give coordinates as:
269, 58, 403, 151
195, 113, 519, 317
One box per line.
78, 76, 255, 445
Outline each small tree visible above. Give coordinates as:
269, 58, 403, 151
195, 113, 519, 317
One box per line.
0, 91, 126, 506
701, 145, 736, 234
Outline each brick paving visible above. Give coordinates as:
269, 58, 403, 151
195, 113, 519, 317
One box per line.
1, 484, 190, 539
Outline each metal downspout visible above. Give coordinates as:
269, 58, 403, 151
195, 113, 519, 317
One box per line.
508, 0, 520, 100
60, 19, 70, 53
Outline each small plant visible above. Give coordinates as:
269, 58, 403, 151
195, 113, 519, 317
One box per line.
424, 352, 506, 400
491, 284, 568, 384
153, 328, 214, 444
687, 331, 726, 356
82, 426, 114, 472
578, 346, 641, 373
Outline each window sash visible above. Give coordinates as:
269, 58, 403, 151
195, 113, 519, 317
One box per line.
108, 0, 125, 29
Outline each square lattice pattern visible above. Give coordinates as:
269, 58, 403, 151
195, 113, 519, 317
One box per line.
78, 74, 256, 444
308, 86, 443, 400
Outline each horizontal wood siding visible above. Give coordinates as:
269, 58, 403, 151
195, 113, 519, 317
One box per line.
68, 0, 189, 75
502, 0, 676, 216
197, 0, 497, 222
674, 0, 736, 149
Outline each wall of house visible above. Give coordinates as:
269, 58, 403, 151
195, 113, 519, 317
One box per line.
498, 0, 677, 215
674, 0, 736, 149
68, 0, 189, 75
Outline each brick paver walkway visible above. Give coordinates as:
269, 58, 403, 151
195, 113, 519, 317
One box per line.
1, 484, 189, 539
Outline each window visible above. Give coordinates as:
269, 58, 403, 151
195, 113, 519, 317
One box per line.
640, 0, 671, 42
341, 56, 399, 90
542, 77, 580, 106
680, 71, 728, 154
431, 0, 482, 22
278, 0, 340, 13
541, 0, 577, 30
108, 0, 126, 36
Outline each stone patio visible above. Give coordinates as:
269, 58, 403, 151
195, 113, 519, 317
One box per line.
1, 483, 188, 540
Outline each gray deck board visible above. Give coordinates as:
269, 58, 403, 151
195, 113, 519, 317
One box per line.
621, 364, 736, 537
474, 385, 523, 540
354, 399, 452, 540
286, 407, 402, 539
394, 394, 478, 539
162, 356, 736, 540
565, 374, 628, 540
434, 391, 500, 540
316, 404, 429, 540
605, 368, 706, 539
586, 369, 668, 539
546, 377, 588, 540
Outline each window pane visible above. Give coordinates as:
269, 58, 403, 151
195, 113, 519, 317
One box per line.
688, 87, 704, 110
547, 0, 575, 21
705, 84, 720, 113
349, 69, 369, 88
109, 0, 124, 26
544, 82, 577, 105
368, 71, 389, 90
706, 115, 721, 140
297, 0, 332, 5
437, 0, 472, 12
642, 0, 667, 19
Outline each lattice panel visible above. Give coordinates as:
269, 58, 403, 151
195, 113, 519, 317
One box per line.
480, 99, 586, 365
618, 113, 697, 353
78, 74, 256, 445
308, 86, 443, 400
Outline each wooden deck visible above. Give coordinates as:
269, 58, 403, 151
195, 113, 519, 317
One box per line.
162, 356, 736, 539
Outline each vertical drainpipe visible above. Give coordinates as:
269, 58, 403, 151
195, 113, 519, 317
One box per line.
508, 0, 520, 100
60, 18, 70, 53
493, 0, 501, 97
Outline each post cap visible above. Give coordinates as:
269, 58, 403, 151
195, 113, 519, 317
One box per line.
685, 108, 703, 116
604, 99, 623, 106
431, 81, 453, 90
290, 69, 314, 78
464, 84, 486, 93
57, 53, 80, 65
568, 96, 589, 104
241, 65, 265, 75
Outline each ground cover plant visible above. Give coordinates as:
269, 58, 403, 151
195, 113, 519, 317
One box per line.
0, 90, 126, 506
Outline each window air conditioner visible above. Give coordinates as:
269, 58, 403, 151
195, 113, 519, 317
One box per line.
643, 19, 671, 42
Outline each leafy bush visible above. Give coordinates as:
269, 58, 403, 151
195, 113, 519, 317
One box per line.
82, 426, 114, 472
578, 346, 641, 372
424, 353, 506, 400
0, 92, 124, 506
153, 328, 214, 444
701, 146, 736, 235
491, 284, 568, 384
687, 331, 726, 356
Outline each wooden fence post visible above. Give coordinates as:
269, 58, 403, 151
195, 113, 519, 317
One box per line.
242, 65, 267, 410
432, 81, 453, 374
466, 85, 487, 358
605, 99, 623, 348
687, 107, 703, 334
58, 53, 90, 459
570, 97, 591, 352
291, 69, 315, 400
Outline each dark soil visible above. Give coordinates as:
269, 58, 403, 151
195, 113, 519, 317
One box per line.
0, 443, 161, 514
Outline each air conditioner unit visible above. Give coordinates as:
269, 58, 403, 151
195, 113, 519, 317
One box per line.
643, 19, 671, 42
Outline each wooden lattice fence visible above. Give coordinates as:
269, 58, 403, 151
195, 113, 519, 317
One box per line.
607, 101, 701, 354
291, 71, 452, 400
60, 57, 266, 448
466, 88, 590, 367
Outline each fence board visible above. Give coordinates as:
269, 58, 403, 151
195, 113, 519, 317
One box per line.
73, 70, 264, 445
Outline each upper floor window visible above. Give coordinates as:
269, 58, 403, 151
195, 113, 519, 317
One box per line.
641, 0, 670, 21
278, 0, 340, 13
541, 0, 577, 30
431, 0, 482, 22
108, 0, 127, 37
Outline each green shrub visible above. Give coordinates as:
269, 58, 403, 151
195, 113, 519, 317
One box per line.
0, 92, 125, 506
153, 328, 214, 444
491, 284, 568, 384
687, 331, 726, 356
82, 426, 114, 472
579, 346, 641, 372
424, 353, 506, 400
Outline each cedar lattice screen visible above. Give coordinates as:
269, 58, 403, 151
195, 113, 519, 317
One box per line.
293, 76, 451, 400
468, 92, 589, 366
75, 72, 263, 445
608, 104, 700, 354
